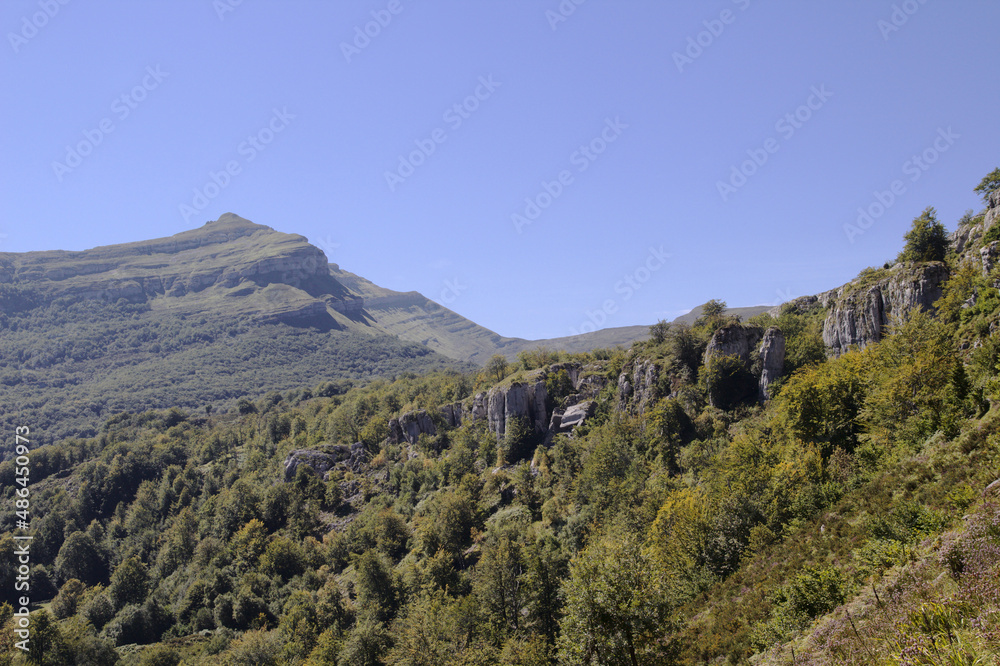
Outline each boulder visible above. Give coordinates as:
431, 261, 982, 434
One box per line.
558, 400, 595, 430
284, 450, 338, 481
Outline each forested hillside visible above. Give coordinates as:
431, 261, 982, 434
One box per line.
2, 169, 1000, 665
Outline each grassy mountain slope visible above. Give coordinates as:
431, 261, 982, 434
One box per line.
331, 264, 650, 364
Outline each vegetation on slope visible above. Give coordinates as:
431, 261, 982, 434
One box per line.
1, 171, 999, 665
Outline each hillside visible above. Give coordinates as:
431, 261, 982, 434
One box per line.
2, 171, 999, 665
0, 215, 468, 443
330, 264, 650, 364
3, 174, 1000, 666
0, 214, 652, 443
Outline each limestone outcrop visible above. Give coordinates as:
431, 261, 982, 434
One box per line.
616, 359, 659, 414
284, 443, 365, 480
486, 380, 548, 438
388, 410, 437, 445
758, 327, 785, 401
821, 263, 949, 356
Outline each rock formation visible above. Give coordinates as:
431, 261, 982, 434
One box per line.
440, 402, 463, 428
616, 359, 659, 414
486, 380, 548, 439
758, 327, 785, 401
284, 443, 365, 480
387, 410, 437, 445
821, 263, 949, 356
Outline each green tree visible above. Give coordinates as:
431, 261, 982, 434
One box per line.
27, 610, 69, 666
51, 579, 87, 620
649, 320, 670, 344
974, 166, 1000, 203
474, 528, 524, 640
486, 354, 510, 383
558, 529, 669, 666
355, 550, 399, 622
137, 645, 181, 666
897, 207, 949, 263
702, 299, 727, 319
54, 531, 106, 586
109, 556, 149, 610
387, 590, 471, 666
221, 628, 282, 666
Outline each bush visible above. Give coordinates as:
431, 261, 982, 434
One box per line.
786, 565, 847, 619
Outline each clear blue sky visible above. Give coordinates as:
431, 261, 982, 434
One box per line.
2, 1, 998, 340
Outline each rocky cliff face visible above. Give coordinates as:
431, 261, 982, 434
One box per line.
427, 363, 606, 447
758, 327, 785, 401
0, 213, 360, 323
486, 379, 548, 439
985, 189, 1000, 232
701, 323, 787, 405
822, 263, 949, 356
616, 359, 659, 414
388, 410, 437, 445
705, 323, 763, 364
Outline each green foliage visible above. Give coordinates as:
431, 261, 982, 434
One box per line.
897, 206, 950, 263
649, 319, 670, 344
486, 354, 510, 383
704, 353, 756, 410
973, 166, 1000, 203
558, 527, 671, 665
9, 210, 1000, 665
785, 565, 847, 619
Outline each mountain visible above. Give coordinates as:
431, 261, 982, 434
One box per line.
332, 264, 650, 364
0, 215, 465, 442
0, 214, 650, 441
